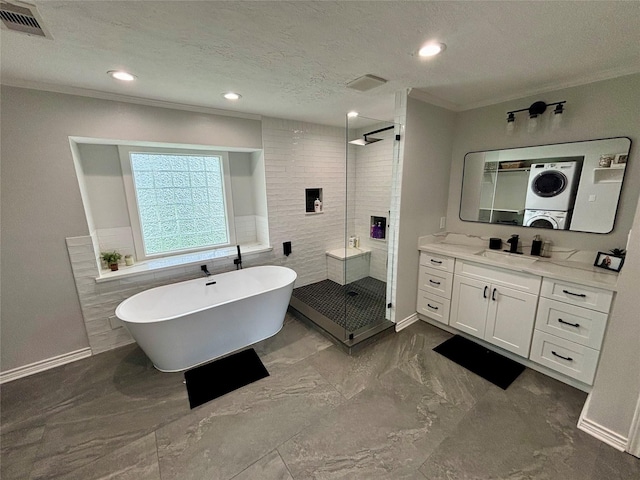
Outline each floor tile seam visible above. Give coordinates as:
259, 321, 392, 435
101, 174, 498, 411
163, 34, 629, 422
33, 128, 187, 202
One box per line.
302, 355, 350, 403
31, 426, 159, 480
153, 430, 164, 480
415, 388, 490, 474
276, 448, 296, 480
27, 421, 53, 480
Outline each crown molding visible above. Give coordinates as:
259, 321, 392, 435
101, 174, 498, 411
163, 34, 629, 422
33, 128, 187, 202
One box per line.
1, 79, 262, 121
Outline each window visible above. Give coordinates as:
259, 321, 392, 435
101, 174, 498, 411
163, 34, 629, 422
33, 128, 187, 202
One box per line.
120, 147, 235, 260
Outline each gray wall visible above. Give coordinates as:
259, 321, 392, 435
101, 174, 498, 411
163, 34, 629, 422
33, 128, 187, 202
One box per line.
395, 96, 456, 322
444, 74, 640, 446
584, 199, 640, 442
446, 74, 640, 251
1, 86, 262, 372
77, 145, 258, 229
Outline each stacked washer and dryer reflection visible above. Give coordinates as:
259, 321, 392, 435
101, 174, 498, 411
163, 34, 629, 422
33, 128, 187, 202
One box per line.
523, 161, 582, 229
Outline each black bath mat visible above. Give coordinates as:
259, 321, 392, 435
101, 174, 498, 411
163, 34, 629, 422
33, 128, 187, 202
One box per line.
433, 335, 525, 389
184, 348, 269, 409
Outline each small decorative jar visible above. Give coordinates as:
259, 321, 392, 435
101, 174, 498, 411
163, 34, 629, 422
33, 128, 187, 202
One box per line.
599, 154, 614, 168
124, 254, 134, 266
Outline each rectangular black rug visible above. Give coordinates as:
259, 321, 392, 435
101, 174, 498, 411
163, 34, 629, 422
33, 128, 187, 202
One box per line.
433, 335, 525, 389
184, 348, 269, 409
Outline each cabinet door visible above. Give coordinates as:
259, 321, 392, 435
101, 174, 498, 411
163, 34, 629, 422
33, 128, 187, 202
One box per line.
450, 276, 489, 338
485, 285, 537, 357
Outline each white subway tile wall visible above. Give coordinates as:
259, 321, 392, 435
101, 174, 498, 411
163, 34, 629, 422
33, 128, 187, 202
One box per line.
352, 128, 395, 282
67, 235, 261, 354
261, 117, 346, 287
67, 117, 350, 355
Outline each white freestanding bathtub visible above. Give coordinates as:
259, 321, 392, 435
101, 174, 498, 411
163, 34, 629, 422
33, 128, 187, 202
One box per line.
115, 265, 297, 372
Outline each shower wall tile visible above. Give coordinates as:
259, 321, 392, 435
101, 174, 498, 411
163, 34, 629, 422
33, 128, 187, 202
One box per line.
65, 116, 349, 358
261, 117, 346, 288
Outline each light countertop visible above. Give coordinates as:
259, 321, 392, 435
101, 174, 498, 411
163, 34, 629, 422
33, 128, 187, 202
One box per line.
419, 234, 619, 291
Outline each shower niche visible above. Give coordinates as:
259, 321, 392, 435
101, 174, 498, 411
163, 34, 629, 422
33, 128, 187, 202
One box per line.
290, 114, 400, 350
370, 216, 387, 240
305, 188, 323, 213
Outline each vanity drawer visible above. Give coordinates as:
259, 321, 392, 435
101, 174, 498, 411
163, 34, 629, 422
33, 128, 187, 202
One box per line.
530, 331, 600, 385
454, 260, 541, 294
535, 298, 608, 349
540, 278, 613, 313
418, 266, 453, 299
417, 290, 450, 325
420, 252, 455, 273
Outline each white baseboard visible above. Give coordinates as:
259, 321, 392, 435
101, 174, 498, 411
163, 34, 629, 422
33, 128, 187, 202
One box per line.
395, 313, 419, 332
578, 393, 628, 451
628, 393, 640, 457
0, 347, 92, 384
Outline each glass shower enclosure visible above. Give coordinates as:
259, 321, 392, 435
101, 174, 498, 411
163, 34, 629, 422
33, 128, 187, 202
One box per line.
290, 114, 400, 349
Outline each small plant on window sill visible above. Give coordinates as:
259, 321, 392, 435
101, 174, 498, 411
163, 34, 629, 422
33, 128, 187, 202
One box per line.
101, 251, 122, 271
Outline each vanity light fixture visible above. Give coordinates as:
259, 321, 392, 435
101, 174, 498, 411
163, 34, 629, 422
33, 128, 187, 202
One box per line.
418, 42, 446, 57
223, 92, 242, 100
506, 112, 516, 135
107, 70, 136, 81
506, 100, 566, 134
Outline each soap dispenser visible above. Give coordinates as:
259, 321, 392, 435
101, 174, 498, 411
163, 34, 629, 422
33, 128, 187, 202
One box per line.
506, 234, 519, 253
531, 235, 543, 256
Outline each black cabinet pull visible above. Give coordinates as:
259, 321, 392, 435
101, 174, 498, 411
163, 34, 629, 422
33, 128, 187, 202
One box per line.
492, 288, 497, 301
562, 289, 586, 298
430, 259, 443, 264
558, 318, 580, 328
551, 351, 573, 362
429, 279, 441, 285
483, 286, 488, 299
427, 303, 439, 310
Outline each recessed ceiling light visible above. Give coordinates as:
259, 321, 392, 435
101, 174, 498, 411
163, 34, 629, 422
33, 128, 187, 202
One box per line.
347, 111, 359, 118
107, 70, 136, 81
223, 92, 242, 100
418, 42, 446, 57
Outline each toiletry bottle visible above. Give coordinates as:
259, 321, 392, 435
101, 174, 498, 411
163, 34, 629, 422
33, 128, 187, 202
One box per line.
314, 198, 322, 213
376, 222, 383, 239
531, 235, 542, 256
354, 236, 360, 248
349, 236, 355, 248
541, 240, 552, 258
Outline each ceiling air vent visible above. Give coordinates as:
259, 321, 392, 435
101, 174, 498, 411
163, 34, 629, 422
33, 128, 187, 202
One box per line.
0, 1, 49, 38
346, 74, 388, 92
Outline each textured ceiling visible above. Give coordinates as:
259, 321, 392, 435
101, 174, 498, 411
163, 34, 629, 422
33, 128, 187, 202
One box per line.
2, 1, 640, 126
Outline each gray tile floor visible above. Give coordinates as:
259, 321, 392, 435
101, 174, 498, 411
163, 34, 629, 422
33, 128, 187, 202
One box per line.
2, 315, 639, 479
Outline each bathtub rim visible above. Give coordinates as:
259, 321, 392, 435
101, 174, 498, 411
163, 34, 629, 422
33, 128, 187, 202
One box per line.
115, 265, 297, 324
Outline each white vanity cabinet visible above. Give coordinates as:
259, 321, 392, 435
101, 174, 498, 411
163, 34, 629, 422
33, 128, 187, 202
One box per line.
416, 252, 455, 325
450, 261, 541, 357
529, 278, 613, 384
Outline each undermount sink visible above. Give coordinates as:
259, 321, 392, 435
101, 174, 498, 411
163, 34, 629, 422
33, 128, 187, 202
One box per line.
475, 250, 539, 266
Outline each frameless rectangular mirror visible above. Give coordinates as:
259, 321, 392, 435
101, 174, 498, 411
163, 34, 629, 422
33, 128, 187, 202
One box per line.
460, 137, 631, 233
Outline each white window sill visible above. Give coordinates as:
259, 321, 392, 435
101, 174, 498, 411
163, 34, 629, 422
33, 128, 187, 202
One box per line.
95, 243, 272, 283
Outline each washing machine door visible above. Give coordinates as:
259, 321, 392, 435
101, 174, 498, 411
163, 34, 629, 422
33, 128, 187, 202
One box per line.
531, 171, 567, 198
525, 215, 558, 229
